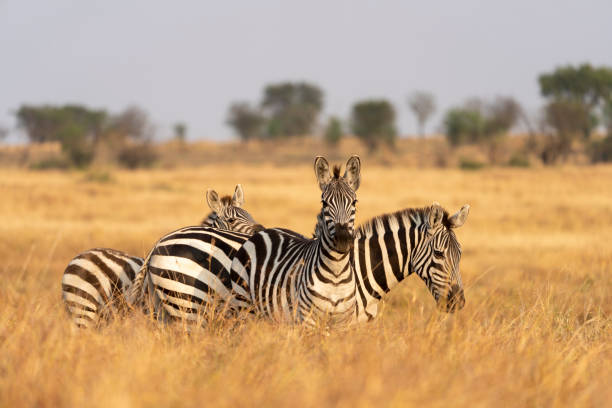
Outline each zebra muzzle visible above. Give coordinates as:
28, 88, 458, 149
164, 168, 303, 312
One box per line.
438, 284, 465, 312
333, 223, 354, 253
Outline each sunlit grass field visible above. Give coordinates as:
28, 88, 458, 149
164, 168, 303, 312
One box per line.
0, 163, 610, 407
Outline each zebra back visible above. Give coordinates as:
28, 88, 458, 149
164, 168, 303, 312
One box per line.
136, 226, 252, 323
61, 248, 143, 328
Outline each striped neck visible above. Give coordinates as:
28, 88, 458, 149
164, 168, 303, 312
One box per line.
353, 208, 429, 320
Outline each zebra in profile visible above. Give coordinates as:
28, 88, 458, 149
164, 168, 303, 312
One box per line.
230, 155, 361, 328
62, 185, 259, 328
351, 202, 469, 322
127, 187, 264, 322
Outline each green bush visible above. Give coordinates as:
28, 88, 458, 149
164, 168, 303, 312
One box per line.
459, 158, 485, 170
29, 157, 72, 170
507, 154, 530, 167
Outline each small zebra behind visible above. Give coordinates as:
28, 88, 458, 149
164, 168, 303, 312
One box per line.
127, 186, 264, 322
201, 184, 262, 234
61, 248, 143, 328
353, 202, 469, 322
230, 155, 361, 328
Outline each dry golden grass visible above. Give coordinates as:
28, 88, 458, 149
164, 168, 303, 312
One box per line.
1, 163, 611, 407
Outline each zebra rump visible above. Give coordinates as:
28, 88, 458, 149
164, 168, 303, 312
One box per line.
61, 248, 143, 328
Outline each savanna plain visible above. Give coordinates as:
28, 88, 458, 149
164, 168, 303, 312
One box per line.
0, 163, 611, 407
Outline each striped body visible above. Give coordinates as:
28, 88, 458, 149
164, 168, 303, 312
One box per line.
231, 227, 357, 327
230, 156, 361, 328
126, 184, 263, 318
229, 206, 467, 327
139, 226, 252, 321
61, 248, 143, 328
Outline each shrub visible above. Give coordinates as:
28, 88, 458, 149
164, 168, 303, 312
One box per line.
508, 154, 530, 168
459, 158, 485, 170
117, 143, 157, 169
324, 117, 343, 146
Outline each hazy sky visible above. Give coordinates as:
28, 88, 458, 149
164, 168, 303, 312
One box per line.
1, 0, 611, 141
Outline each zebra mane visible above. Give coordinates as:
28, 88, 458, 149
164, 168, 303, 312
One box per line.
356, 206, 451, 238
219, 195, 233, 206
333, 165, 341, 178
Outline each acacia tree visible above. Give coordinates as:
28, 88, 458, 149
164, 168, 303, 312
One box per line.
408, 91, 436, 137
538, 64, 612, 163
261, 82, 323, 138
351, 99, 397, 151
539, 63, 612, 139
0, 126, 8, 142
226, 102, 265, 142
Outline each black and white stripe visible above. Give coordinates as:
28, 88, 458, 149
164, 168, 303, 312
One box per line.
352, 203, 470, 322
230, 156, 361, 328
61, 248, 143, 328
138, 226, 253, 321
127, 186, 264, 321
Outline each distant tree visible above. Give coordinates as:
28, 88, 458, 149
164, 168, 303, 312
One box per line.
226, 102, 265, 141
324, 116, 343, 147
107, 105, 153, 142
540, 100, 591, 163
407, 91, 436, 137
15, 104, 107, 167
351, 99, 397, 151
0, 126, 8, 141
443, 108, 485, 146
539, 63, 612, 139
443, 96, 522, 163
261, 81, 323, 138
173, 122, 187, 142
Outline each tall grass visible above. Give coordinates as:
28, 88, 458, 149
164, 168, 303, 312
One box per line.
0, 164, 610, 407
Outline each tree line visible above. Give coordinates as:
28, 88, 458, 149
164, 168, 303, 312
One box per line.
227, 64, 612, 164
12, 105, 187, 168
6, 63, 612, 168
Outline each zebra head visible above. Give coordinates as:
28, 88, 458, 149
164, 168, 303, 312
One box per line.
204, 184, 265, 234
412, 203, 470, 312
314, 155, 361, 253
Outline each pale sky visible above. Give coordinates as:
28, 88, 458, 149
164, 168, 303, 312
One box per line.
1, 0, 611, 142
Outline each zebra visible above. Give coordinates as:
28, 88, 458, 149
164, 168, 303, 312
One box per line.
61, 248, 144, 328
351, 202, 469, 322
230, 155, 361, 328
228, 202, 469, 327
62, 185, 260, 328
127, 187, 264, 322
200, 184, 260, 234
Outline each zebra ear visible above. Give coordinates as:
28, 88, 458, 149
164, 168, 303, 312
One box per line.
206, 189, 223, 213
448, 205, 470, 228
428, 202, 444, 232
314, 156, 332, 190
232, 184, 244, 207
343, 155, 361, 191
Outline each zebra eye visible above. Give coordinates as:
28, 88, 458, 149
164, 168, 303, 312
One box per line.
352, 200, 358, 205
434, 250, 444, 258
226, 218, 236, 223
